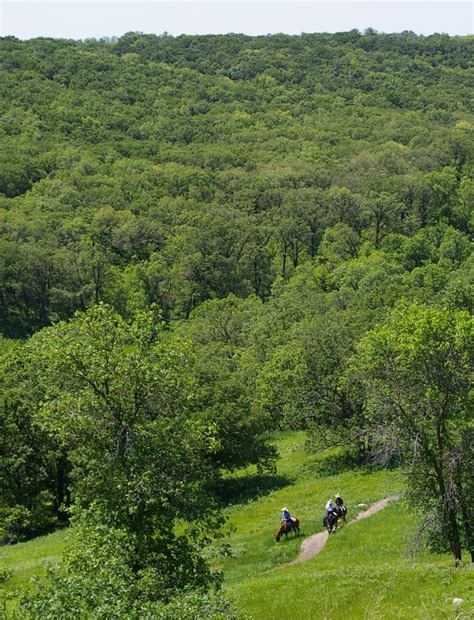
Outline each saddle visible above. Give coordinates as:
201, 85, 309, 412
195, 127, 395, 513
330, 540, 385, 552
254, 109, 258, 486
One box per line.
282, 518, 296, 532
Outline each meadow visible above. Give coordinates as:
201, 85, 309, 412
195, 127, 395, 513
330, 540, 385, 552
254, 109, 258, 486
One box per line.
216, 433, 473, 618
3, 432, 472, 619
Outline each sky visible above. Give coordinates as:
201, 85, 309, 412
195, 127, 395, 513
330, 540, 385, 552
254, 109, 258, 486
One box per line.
1, 0, 472, 39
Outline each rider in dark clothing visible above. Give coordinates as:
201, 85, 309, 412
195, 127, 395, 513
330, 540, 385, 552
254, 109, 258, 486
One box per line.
335, 493, 346, 518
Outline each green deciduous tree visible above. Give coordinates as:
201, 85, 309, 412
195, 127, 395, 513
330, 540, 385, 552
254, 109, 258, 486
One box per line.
177, 295, 277, 472
20, 304, 227, 609
0, 337, 66, 542
355, 303, 473, 565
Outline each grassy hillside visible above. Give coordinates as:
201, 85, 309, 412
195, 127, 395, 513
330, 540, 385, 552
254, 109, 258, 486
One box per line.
232, 501, 474, 619
2, 432, 472, 618
210, 432, 403, 579
213, 433, 473, 618
1, 529, 66, 592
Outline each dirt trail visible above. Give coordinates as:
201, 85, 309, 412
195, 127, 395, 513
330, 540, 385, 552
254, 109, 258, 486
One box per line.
291, 495, 400, 564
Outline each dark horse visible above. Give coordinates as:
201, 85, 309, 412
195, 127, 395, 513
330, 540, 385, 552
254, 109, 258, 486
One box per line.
335, 505, 347, 523
275, 517, 300, 542
323, 506, 347, 533
323, 511, 338, 534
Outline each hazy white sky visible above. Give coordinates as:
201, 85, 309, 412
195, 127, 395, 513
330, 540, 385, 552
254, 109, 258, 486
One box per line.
1, 0, 472, 39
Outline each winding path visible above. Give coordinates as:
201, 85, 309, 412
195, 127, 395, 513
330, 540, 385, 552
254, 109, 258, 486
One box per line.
291, 495, 400, 564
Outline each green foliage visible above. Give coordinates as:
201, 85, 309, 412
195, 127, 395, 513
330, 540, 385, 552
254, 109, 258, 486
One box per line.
1, 29, 473, 614
15, 524, 238, 620
0, 497, 56, 545
25, 305, 223, 534
354, 303, 473, 563
0, 32, 472, 336
3, 305, 240, 614
0, 338, 65, 542
176, 295, 277, 472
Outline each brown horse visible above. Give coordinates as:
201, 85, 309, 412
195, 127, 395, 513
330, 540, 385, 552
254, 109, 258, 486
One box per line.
275, 517, 300, 542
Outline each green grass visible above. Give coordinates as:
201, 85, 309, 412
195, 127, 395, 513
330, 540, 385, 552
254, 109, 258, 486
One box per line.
210, 432, 403, 584
1, 432, 473, 619
211, 432, 473, 618
1, 527, 67, 616
231, 500, 473, 619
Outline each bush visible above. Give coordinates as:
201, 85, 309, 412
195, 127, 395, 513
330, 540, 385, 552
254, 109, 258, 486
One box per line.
0, 505, 32, 544
16, 522, 235, 619
0, 493, 58, 544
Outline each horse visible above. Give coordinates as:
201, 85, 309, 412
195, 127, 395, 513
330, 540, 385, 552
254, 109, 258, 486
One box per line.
335, 505, 347, 523
323, 511, 338, 533
275, 517, 300, 542
323, 506, 347, 533
323, 511, 338, 534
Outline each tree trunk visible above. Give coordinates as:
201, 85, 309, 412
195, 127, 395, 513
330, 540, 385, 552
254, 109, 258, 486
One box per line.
435, 461, 462, 566
460, 501, 474, 563
457, 472, 474, 563
435, 423, 462, 566
55, 452, 70, 519
281, 249, 287, 278
447, 507, 463, 566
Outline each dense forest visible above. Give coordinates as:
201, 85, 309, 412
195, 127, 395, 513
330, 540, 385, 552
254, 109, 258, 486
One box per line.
1, 31, 473, 617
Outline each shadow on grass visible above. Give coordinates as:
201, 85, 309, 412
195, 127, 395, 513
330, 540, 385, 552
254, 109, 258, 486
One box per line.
300, 452, 380, 478
214, 473, 292, 507
1, 518, 69, 547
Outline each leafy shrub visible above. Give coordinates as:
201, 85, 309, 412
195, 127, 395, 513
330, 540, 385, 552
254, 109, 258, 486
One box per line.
0, 493, 58, 544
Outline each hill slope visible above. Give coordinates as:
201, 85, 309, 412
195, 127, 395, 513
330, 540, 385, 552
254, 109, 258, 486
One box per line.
1, 432, 472, 618
212, 433, 473, 618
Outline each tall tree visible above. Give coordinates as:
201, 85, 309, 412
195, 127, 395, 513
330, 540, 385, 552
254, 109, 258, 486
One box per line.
24, 305, 226, 603
355, 303, 473, 565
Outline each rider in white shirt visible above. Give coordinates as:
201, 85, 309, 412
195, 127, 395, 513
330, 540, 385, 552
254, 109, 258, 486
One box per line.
325, 499, 336, 516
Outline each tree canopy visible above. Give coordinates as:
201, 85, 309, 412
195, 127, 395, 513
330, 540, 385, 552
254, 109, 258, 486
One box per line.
1, 30, 473, 613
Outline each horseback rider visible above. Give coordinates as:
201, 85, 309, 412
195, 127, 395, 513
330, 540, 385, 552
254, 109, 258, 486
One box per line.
276, 507, 299, 541
325, 499, 337, 518
281, 506, 293, 530
335, 493, 346, 518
